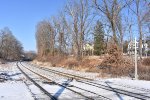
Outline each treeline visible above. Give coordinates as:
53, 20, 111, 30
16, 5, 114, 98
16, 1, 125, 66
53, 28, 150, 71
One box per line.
35, 0, 150, 61
0, 27, 23, 60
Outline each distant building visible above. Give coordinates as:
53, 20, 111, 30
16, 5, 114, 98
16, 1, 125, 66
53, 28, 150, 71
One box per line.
127, 40, 148, 55
83, 43, 94, 56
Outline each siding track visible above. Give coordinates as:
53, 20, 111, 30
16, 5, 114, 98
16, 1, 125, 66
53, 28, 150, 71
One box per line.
26, 62, 150, 100
18, 62, 111, 100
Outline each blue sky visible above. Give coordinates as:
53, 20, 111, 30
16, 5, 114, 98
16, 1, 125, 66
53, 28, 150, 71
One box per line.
0, 0, 66, 51
0, 0, 149, 51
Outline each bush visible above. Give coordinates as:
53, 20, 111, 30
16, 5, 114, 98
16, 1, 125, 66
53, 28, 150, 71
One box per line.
100, 44, 133, 77
66, 60, 79, 68
137, 61, 150, 80
147, 50, 150, 56
142, 57, 150, 66
0, 59, 6, 64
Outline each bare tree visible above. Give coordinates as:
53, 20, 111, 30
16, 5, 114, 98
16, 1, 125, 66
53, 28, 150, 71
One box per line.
24, 51, 37, 60
52, 13, 69, 56
0, 27, 23, 60
35, 20, 55, 57
66, 0, 92, 60
136, 0, 143, 59
116, 14, 127, 52
93, 0, 131, 46
127, 0, 149, 58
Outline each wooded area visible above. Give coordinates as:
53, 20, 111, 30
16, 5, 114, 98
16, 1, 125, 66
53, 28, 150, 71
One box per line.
35, 0, 150, 61
0, 27, 23, 60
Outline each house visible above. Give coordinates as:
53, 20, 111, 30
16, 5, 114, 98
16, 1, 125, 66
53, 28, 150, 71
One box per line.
83, 43, 94, 56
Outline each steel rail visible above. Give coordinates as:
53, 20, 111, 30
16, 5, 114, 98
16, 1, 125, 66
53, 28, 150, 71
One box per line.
26, 63, 150, 100
17, 62, 57, 100
20, 62, 111, 100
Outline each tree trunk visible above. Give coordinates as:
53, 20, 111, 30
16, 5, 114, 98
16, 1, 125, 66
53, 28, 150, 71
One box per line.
136, 0, 142, 59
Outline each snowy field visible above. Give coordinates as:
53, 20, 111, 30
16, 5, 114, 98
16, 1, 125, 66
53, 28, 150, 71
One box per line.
0, 62, 150, 100
0, 63, 34, 100
0, 63, 50, 100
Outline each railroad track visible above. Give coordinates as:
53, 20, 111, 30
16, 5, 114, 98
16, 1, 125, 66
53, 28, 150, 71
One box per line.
25, 62, 150, 100
103, 81, 150, 93
18, 62, 111, 100
17, 62, 57, 100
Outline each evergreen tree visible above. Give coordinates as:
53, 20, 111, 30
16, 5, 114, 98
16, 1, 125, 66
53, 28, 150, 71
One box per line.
94, 21, 105, 55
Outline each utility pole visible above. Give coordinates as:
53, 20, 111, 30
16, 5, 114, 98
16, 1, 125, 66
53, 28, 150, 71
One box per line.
135, 37, 138, 80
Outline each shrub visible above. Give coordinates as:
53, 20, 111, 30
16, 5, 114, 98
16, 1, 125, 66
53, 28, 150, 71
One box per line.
137, 58, 150, 80
100, 44, 133, 76
142, 57, 150, 66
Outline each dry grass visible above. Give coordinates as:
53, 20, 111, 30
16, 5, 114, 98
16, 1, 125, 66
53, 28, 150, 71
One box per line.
138, 58, 150, 80
56, 56, 103, 72
138, 65, 150, 80
35, 56, 102, 72
34, 49, 150, 80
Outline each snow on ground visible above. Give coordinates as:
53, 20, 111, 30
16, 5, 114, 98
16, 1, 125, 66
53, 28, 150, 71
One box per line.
29, 62, 99, 79
0, 62, 34, 100
1, 62, 150, 100
103, 78, 150, 90
27, 62, 150, 99
0, 62, 51, 100
31, 62, 150, 97
32, 62, 149, 88
0, 81, 34, 100
42, 84, 85, 100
